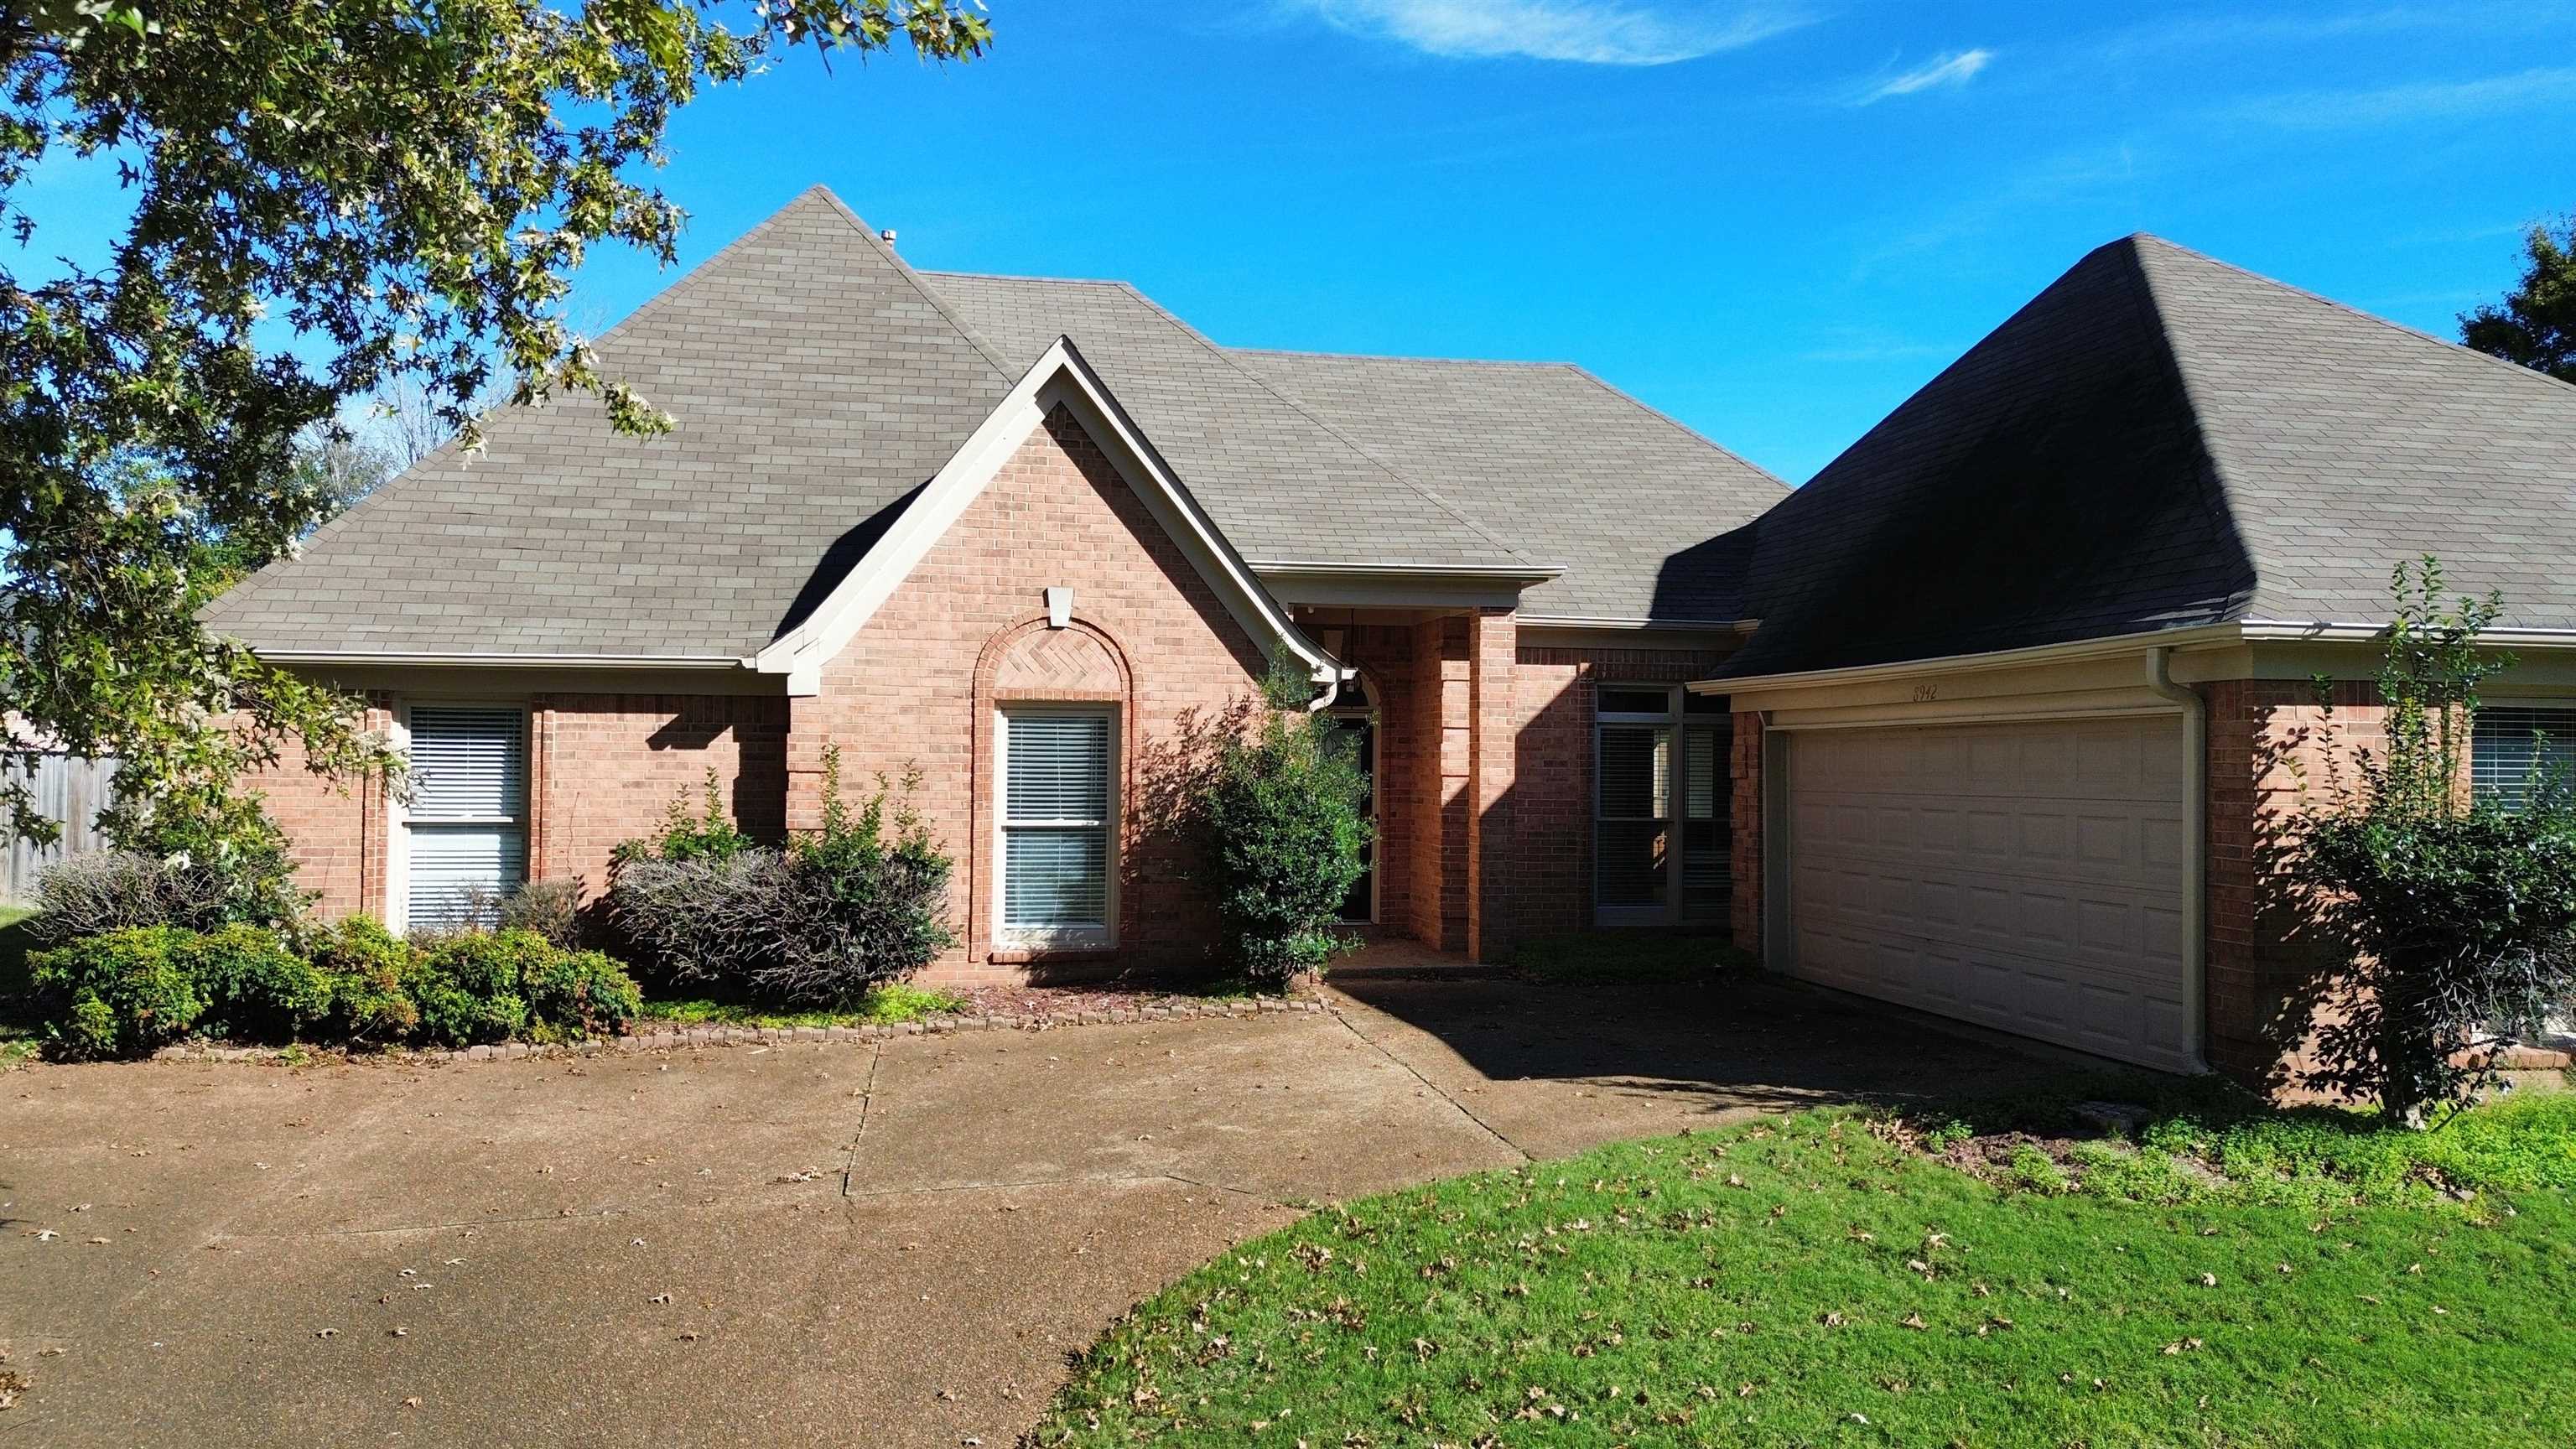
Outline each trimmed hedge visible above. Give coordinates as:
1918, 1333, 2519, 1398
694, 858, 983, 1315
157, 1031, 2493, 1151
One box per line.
25, 921, 642, 1060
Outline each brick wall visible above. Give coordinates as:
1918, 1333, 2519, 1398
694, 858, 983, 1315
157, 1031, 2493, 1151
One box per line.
242, 699, 393, 919
2202, 678, 2383, 1089
1467, 608, 1517, 961
798, 404, 1270, 984
529, 693, 789, 901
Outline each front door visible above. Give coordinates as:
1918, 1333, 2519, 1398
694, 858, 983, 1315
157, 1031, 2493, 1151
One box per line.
1327, 678, 1377, 924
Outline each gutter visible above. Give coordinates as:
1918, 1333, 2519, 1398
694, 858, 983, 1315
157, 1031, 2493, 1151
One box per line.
2143, 646, 2213, 1074
1519, 614, 1759, 632
1692, 621, 2248, 696
2238, 618, 2576, 647
259, 650, 764, 671
1247, 558, 1566, 584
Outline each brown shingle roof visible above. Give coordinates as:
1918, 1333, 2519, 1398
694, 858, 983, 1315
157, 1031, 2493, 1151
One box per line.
1719, 234, 2576, 678
205, 188, 1012, 658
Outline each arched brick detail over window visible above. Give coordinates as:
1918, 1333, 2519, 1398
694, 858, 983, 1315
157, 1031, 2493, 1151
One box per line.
970, 614, 1138, 963
991, 624, 1124, 700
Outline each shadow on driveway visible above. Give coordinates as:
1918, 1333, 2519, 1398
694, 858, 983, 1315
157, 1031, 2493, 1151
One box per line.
1326, 969, 2064, 1160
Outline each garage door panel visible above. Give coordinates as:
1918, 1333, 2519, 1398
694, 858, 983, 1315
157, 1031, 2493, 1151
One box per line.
1787, 716, 2194, 1072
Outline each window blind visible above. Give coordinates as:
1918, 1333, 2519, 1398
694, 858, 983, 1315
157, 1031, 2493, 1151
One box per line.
405, 706, 529, 928
1003, 712, 1111, 932
2473, 707, 2576, 810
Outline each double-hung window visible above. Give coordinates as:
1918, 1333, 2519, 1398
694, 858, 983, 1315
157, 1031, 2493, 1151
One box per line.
401, 704, 530, 930
2473, 704, 2576, 811
999, 709, 1115, 946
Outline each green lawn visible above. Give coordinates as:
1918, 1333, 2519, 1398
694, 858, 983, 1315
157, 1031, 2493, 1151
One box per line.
635, 980, 967, 1030
1035, 1081, 2576, 1447
0, 905, 41, 1062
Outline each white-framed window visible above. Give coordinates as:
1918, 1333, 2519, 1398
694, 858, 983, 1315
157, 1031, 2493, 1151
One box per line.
2474, 703, 2576, 810
397, 704, 530, 932
996, 707, 1116, 948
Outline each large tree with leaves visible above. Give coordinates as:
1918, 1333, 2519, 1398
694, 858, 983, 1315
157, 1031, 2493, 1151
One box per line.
2461, 216, 2576, 382
0, 2, 991, 860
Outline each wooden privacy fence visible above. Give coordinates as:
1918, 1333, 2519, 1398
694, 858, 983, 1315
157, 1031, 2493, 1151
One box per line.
0, 754, 121, 906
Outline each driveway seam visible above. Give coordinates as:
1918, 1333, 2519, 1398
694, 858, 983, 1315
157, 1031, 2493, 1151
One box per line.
1326, 1002, 1531, 1161
839, 1039, 885, 1198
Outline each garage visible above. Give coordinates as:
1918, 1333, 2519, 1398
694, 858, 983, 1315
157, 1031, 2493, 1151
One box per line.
1779, 714, 2196, 1071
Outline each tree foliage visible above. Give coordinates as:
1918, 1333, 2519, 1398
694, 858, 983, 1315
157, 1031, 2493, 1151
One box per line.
2293, 558, 2576, 1124
1197, 660, 1372, 987
0, 0, 991, 849
2461, 216, 2576, 382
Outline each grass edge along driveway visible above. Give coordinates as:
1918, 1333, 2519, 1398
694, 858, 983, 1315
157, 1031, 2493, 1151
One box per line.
1031, 1083, 2576, 1448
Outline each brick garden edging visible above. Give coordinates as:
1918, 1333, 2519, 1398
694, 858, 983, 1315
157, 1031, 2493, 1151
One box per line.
147, 995, 1329, 1066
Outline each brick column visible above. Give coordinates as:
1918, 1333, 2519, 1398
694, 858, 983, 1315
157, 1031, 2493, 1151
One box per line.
784, 693, 832, 835
1466, 608, 1517, 963
1408, 617, 1467, 948
1728, 709, 1763, 957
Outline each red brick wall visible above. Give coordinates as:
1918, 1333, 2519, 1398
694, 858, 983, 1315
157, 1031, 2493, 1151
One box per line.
529, 693, 789, 901
1509, 643, 1734, 938
242, 700, 393, 919
2203, 678, 2383, 1089
797, 404, 1270, 984
1467, 608, 1518, 960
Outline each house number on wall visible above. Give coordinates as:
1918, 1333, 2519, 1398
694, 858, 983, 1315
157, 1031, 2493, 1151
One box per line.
1911, 683, 1940, 702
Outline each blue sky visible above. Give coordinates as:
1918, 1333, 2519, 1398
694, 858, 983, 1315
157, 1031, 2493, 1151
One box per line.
35, 1, 2576, 483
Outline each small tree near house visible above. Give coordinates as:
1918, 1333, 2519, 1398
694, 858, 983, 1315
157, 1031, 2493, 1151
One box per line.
2293, 557, 2576, 1124
1195, 661, 1374, 988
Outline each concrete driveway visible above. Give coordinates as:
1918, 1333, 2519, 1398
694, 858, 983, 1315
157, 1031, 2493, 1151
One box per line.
1, 973, 2052, 1446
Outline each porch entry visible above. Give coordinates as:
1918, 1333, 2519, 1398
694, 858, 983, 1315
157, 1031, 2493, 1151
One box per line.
1323, 672, 1378, 923
1595, 684, 1729, 927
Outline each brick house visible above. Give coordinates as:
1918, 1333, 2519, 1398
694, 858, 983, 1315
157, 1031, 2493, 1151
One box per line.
206, 191, 2576, 1088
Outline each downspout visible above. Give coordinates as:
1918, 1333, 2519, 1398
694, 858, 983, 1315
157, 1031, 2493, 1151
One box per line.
1305, 664, 1355, 713
2145, 647, 2213, 1073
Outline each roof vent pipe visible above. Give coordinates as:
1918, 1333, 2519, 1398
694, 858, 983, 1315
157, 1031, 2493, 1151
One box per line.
879, 229, 897, 250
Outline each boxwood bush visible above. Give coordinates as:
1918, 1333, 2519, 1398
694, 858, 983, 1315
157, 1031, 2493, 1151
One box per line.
28, 927, 210, 1059
23, 917, 641, 1059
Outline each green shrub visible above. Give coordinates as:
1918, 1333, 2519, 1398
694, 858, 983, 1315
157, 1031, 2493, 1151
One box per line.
309, 916, 420, 1043
404, 932, 538, 1046
517, 944, 644, 1042
189, 923, 331, 1042
614, 768, 757, 865
2294, 559, 2576, 1121
27, 927, 208, 1059
1197, 663, 1371, 987
607, 747, 953, 1008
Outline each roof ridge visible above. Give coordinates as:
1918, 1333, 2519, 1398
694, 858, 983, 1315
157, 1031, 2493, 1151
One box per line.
803, 188, 1015, 382
1230, 345, 1576, 370
917, 268, 1133, 288
2105, 236, 2256, 625
1104, 282, 1540, 567
2129, 231, 2576, 403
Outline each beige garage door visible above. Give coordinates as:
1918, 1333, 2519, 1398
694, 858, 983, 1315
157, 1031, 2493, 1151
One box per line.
1783, 715, 2194, 1071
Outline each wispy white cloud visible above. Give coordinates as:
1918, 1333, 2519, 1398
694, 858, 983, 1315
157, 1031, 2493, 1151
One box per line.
1851, 48, 1993, 105
2221, 65, 2576, 129
1288, 0, 1810, 66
